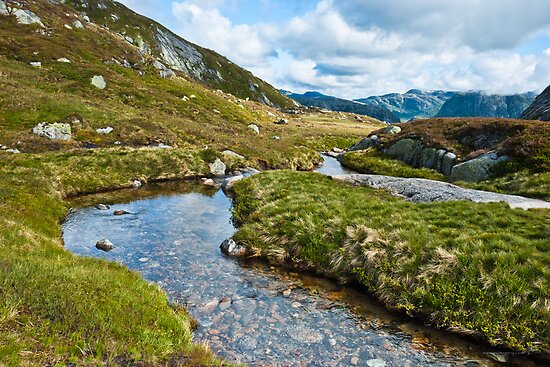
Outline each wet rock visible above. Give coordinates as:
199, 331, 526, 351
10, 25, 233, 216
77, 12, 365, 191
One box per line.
32, 122, 72, 141
287, 325, 323, 343
91, 75, 106, 89
96, 239, 114, 252
220, 238, 248, 257
95, 204, 110, 210
367, 359, 386, 367
201, 178, 216, 187
113, 210, 130, 216
132, 179, 142, 189
209, 158, 226, 177
282, 289, 292, 297
138, 257, 149, 262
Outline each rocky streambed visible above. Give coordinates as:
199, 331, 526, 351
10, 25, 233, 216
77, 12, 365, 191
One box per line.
62, 162, 541, 367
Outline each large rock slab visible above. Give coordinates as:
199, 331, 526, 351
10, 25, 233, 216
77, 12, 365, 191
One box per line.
451, 151, 509, 182
349, 135, 379, 151
333, 174, 550, 210
32, 122, 72, 140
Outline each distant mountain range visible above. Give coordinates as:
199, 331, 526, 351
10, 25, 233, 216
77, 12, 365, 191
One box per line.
281, 91, 400, 123
436, 92, 537, 119
285, 89, 539, 122
355, 89, 458, 122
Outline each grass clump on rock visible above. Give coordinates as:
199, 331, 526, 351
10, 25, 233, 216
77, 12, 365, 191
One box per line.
231, 170, 550, 354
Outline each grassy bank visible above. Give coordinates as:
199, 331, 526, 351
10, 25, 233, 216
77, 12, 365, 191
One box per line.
231, 171, 550, 354
0, 147, 238, 366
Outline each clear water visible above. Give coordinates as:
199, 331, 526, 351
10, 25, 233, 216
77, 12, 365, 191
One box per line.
62, 165, 538, 367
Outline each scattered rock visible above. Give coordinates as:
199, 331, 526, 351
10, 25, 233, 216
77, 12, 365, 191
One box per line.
113, 210, 130, 216
201, 178, 216, 187
64, 24, 72, 30
57, 57, 71, 63
29, 61, 41, 67
13, 9, 44, 26
209, 158, 226, 177
95, 204, 110, 210
328, 338, 337, 347
32, 122, 72, 141
384, 125, 401, 134
274, 118, 288, 125
96, 126, 113, 135
248, 124, 260, 134
451, 151, 509, 182
272, 136, 280, 140
332, 147, 344, 153
73, 20, 84, 29
160, 69, 175, 78
367, 359, 387, 367
5, 149, 20, 154
222, 150, 245, 159
132, 179, 142, 189
96, 239, 115, 252
220, 238, 248, 257
91, 75, 106, 89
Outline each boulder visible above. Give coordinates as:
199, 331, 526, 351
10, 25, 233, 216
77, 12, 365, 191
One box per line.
384, 126, 401, 134
32, 122, 72, 140
441, 152, 457, 176
385, 138, 423, 165
29, 61, 41, 67
96, 126, 113, 135
13, 9, 44, 26
209, 158, 226, 177
57, 58, 71, 63
222, 150, 245, 159
91, 75, 106, 89
420, 147, 438, 169
73, 20, 84, 29
220, 238, 248, 257
95, 204, 110, 210
451, 151, 509, 182
349, 135, 379, 151
221, 175, 244, 195
248, 124, 260, 134
96, 239, 115, 252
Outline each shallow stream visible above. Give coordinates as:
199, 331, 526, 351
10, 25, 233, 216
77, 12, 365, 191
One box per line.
62, 156, 537, 367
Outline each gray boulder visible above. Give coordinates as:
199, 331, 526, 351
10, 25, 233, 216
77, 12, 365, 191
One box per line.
220, 239, 248, 257
441, 152, 457, 176
73, 20, 84, 29
91, 75, 106, 89
57, 58, 71, 63
96, 127, 113, 135
248, 124, 260, 134
385, 138, 423, 166
209, 158, 226, 177
96, 239, 115, 252
384, 126, 401, 134
32, 122, 72, 140
222, 150, 245, 159
451, 152, 509, 182
349, 135, 379, 151
159, 69, 175, 79
420, 147, 438, 169
13, 9, 45, 27
221, 175, 244, 195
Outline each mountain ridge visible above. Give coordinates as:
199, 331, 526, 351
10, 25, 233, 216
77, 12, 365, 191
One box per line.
436, 91, 536, 118
521, 85, 550, 121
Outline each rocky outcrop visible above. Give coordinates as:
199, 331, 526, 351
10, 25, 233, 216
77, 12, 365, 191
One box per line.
451, 152, 509, 182
349, 135, 380, 151
32, 122, 72, 140
0, 1, 45, 27
521, 85, 550, 121
333, 174, 550, 210
436, 92, 536, 118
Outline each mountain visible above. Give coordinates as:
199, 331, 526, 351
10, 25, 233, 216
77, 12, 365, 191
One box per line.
283, 91, 400, 123
355, 89, 459, 122
52, 0, 292, 108
436, 92, 536, 118
521, 85, 550, 121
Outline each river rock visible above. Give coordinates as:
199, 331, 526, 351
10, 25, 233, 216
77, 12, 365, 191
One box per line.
132, 179, 142, 188
32, 122, 72, 140
201, 178, 216, 187
220, 238, 248, 257
367, 359, 387, 367
96, 239, 115, 252
450, 151, 509, 182
113, 210, 130, 216
248, 124, 260, 134
221, 175, 244, 195
349, 135, 379, 151
95, 204, 110, 210
91, 75, 106, 89
209, 158, 226, 177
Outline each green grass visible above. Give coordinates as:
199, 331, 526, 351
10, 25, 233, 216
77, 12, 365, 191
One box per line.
340, 149, 446, 180
231, 171, 550, 353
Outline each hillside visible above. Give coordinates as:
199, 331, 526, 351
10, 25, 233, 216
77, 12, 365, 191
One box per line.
355, 89, 458, 121
521, 85, 550, 121
283, 91, 400, 123
436, 91, 536, 118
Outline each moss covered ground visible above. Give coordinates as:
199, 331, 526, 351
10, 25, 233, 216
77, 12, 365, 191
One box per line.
231, 171, 550, 354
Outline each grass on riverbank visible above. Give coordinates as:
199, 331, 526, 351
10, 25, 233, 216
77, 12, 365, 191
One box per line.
0, 148, 239, 366
231, 171, 550, 353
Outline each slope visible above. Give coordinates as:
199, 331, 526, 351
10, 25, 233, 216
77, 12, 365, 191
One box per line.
521, 85, 550, 121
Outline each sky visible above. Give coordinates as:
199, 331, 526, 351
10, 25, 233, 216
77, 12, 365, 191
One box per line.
118, 0, 550, 99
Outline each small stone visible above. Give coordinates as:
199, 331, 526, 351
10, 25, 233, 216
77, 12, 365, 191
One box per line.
132, 180, 142, 189
64, 24, 73, 30
73, 20, 84, 29
282, 289, 292, 297
96, 239, 115, 252
351, 357, 359, 365
96, 126, 113, 135
248, 124, 260, 134
138, 257, 149, 262
57, 58, 71, 63
95, 204, 110, 210
274, 118, 288, 125
367, 359, 387, 367
220, 238, 248, 257
91, 75, 106, 90
201, 178, 216, 187
272, 136, 281, 140
5, 149, 20, 154
328, 338, 337, 346
29, 61, 42, 67
113, 210, 130, 216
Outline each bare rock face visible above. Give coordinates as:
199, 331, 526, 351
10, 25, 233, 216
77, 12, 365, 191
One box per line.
521, 85, 550, 121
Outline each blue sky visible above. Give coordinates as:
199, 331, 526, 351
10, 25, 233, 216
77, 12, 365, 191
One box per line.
119, 0, 550, 99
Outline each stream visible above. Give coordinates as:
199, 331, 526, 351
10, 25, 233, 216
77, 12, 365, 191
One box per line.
62, 156, 538, 367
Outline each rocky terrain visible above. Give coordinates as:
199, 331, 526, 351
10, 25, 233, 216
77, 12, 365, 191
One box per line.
436, 91, 536, 118
283, 91, 400, 123
521, 84, 550, 121
355, 89, 458, 122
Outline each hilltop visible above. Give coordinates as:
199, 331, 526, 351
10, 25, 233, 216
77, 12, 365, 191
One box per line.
436, 91, 536, 118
